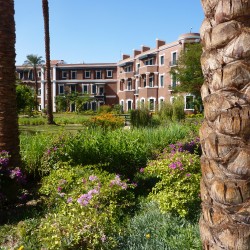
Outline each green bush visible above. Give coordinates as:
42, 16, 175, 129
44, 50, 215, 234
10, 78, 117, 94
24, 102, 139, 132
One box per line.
172, 96, 185, 121
16, 164, 135, 249
130, 108, 152, 128
158, 102, 173, 122
145, 151, 201, 218
20, 133, 55, 175
22, 123, 196, 178
98, 104, 113, 114
117, 201, 201, 250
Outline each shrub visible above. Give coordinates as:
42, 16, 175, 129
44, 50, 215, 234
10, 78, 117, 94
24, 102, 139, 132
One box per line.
0, 151, 26, 207
84, 113, 124, 130
130, 108, 152, 128
158, 102, 173, 122
117, 201, 201, 250
20, 133, 54, 176
98, 105, 112, 114
145, 151, 201, 218
17, 164, 135, 249
172, 96, 185, 121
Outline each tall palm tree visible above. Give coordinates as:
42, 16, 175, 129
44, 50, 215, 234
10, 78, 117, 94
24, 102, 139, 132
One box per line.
24, 54, 44, 110
42, 0, 54, 124
0, 0, 21, 166
199, 0, 250, 249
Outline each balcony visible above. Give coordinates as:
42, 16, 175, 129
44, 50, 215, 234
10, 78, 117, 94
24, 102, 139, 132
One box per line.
119, 71, 134, 79
138, 65, 158, 75
169, 61, 177, 67
168, 84, 177, 92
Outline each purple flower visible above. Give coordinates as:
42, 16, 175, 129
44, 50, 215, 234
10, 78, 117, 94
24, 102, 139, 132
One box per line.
139, 168, 144, 173
59, 179, 67, 185
57, 186, 62, 192
77, 193, 92, 206
186, 173, 191, 177
82, 178, 87, 184
101, 234, 106, 242
89, 175, 98, 181
67, 197, 73, 203
169, 163, 177, 169
110, 175, 128, 190
9, 167, 26, 184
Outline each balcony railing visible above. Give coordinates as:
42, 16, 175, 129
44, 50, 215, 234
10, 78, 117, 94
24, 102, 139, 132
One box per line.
119, 71, 134, 79
169, 61, 177, 67
138, 65, 158, 75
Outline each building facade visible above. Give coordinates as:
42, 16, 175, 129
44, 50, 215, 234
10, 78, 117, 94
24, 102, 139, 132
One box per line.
16, 33, 200, 112
117, 33, 200, 112
16, 61, 118, 112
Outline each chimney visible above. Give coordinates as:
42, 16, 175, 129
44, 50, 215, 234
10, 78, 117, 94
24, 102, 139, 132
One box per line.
122, 54, 130, 60
156, 39, 166, 48
141, 45, 150, 52
133, 49, 141, 57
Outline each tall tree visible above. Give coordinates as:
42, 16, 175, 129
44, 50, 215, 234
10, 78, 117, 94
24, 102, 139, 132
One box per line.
199, 0, 250, 249
23, 54, 44, 110
42, 0, 54, 124
170, 43, 203, 97
0, 0, 21, 166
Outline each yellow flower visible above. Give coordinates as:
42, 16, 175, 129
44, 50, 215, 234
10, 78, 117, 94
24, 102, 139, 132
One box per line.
18, 246, 24, 250
146, 233, 150, 239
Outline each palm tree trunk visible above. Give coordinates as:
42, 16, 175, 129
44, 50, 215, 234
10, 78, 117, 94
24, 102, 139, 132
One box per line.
0, 0, 21, 166
199, 1, 250, 249
42, 0, 54, 124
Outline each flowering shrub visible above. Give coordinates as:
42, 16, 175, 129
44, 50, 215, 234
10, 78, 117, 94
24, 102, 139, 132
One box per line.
83, 113, 124, 130
166, 137, 201, 155
40, 134, 71, 175
18, 163, 135, 249
144, 151, 201, 218
0, 151, 26, 205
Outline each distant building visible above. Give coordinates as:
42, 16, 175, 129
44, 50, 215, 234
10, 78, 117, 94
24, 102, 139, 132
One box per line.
16, 33, 200, 112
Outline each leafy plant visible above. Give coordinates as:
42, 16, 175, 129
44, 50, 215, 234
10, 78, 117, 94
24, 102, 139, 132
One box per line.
117, 201, 201, 250
145, 151, 201, 218
17, 164, 135, 249
172, 96, 185, 122
130, 108, 152, 128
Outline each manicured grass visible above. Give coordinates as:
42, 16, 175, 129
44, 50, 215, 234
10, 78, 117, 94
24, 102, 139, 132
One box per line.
19, 124, 86, 134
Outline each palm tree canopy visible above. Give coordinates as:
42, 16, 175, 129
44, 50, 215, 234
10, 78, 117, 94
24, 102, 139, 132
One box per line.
24, 54, 44, 67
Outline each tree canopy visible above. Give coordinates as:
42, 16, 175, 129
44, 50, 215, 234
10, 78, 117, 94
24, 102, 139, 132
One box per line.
24, 54, 44, 67
170, 43, 203, 97
16, 82, 36, 116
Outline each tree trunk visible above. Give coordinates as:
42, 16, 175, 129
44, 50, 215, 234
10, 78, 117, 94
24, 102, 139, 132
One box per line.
42, 0, 54, 124
199, 0, 250, 249
0, 0, 21, 166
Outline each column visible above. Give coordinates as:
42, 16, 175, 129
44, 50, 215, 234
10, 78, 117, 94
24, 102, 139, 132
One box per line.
146, 73, 149, 87
52, 66, 57, 112
41, 67, 45, 110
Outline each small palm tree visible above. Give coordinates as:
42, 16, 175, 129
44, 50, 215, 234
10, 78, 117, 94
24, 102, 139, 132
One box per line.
0, 0, 20, 166
24, 54, 44, 110
42, 0, 54, 124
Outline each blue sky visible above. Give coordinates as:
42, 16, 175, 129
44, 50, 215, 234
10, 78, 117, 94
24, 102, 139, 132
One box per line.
14, 0, 204, 65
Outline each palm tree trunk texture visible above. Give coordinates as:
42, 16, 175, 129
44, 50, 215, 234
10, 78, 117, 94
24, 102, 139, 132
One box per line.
199, 0, 250, 249
0, 0, 21, 166
42, 0, 54, 124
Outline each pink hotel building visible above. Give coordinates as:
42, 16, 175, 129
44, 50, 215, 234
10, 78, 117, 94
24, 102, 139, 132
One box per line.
16, 33, 200, 113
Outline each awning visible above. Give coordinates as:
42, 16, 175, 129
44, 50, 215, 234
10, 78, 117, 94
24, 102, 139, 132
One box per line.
118, 61, 133, 67
138, 53, 157, 60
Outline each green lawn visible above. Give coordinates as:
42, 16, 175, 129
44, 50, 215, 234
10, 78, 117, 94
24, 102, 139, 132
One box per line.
19, 124, 86, 134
